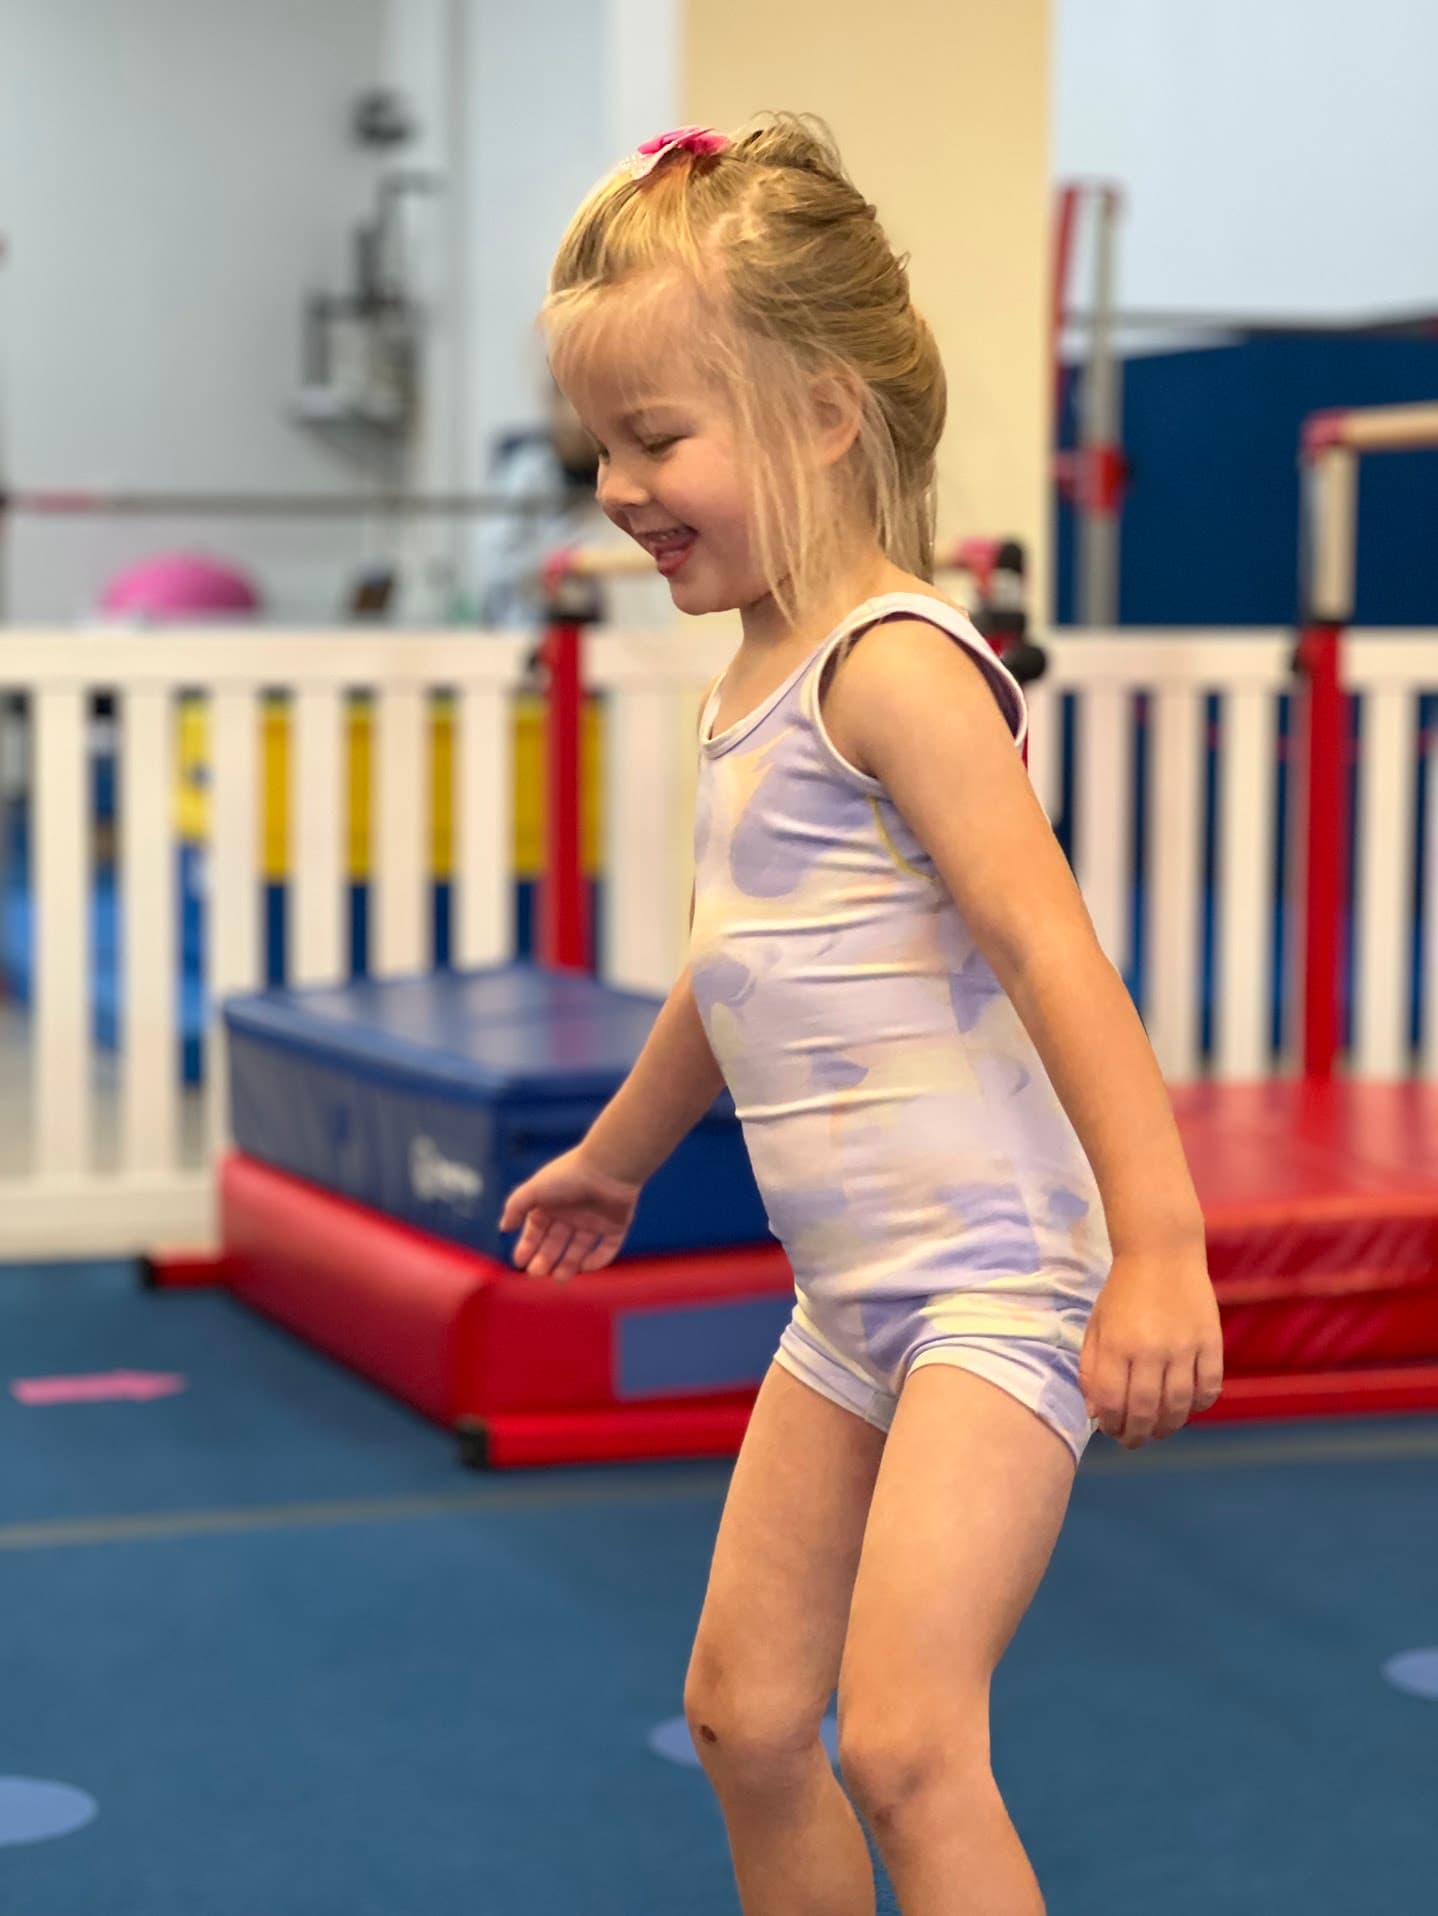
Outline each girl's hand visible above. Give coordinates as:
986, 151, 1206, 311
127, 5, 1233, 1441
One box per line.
498, 1145, 642, 1280
1079, 1246, 1224, 1449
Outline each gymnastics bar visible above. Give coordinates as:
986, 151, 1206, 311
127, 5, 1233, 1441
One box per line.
1297, 402, 1438, 1081
1052, 181, 1126, 628
0, 487, 560, 519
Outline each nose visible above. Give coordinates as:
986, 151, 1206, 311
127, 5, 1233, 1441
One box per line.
596, 455, 649, 521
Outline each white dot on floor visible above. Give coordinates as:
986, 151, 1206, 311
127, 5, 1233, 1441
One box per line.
1382, 1648, 1438, 1701
0, 1778, 98, 1848
649, 1713, 840, 1767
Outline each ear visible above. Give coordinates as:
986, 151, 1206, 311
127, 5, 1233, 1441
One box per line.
811, 369, 865, 468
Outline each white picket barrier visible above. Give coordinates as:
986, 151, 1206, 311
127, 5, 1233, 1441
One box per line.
1, 621, 1435, 1258
1343, 634, 1438, 1081
1038, 631, 1295, 1085
0, 630, 529, 1255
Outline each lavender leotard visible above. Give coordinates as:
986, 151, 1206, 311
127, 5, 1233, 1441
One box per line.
689, 592, 1110, 1462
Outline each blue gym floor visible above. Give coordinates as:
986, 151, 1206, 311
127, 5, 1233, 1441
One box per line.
4, 1262, 1436, 1915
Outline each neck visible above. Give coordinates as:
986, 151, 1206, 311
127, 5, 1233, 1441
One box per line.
738, 546, 909, 654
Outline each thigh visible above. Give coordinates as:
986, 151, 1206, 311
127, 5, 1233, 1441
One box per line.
839, 1366, 1077, 1727
689, 1361, 888, 1712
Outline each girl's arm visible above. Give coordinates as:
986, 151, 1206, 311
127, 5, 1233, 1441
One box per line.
586, 687, 726, 1186
829, 620, 1223, 1449
582, 958, 726, 1184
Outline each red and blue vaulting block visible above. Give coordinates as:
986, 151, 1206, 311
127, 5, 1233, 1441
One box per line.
144, 1081, 1438, 1464
214, 1152, 795, 1467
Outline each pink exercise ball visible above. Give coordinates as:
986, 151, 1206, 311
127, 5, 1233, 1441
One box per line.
100, 553, 262, 620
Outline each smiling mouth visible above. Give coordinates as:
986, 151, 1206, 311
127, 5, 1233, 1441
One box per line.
635, 526, 696, 556
636, 527, 699, 578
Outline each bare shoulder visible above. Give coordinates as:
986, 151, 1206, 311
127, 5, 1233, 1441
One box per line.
823, 611, 1000, 776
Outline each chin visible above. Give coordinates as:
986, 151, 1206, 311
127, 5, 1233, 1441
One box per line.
669, 562, 751, 617
667, 573, 731, 615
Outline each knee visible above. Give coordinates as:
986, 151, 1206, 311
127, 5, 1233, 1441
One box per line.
837, 1703, 990, 1831
683, 1652, 828, 1788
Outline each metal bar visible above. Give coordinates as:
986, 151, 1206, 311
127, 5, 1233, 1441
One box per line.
1077, 187, 1123, 628
1303, 447, 1359, 624
1322, 403, 1438, 455
1063, 305, 1438, 339
2, 489, 563, 520
1051, 185, 1081, 424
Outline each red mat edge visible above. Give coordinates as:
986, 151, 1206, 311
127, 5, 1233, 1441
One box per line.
1194, 1362, 1438, 1423
141, 1251, 231, 1290
459, 1396, 757, 1469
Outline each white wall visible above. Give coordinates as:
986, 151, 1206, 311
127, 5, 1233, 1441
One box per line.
0, 0, 389, 620
381, 0, 679, 624
1054, 0, 1438, 319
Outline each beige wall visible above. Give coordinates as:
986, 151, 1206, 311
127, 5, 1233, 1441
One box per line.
683, 0, 1053, 613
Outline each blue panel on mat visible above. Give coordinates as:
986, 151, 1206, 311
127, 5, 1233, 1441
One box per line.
223, 962, 771, 1262
617, 1294, 793, 1399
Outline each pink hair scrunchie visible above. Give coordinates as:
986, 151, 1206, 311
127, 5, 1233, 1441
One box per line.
626, 125, 731, 181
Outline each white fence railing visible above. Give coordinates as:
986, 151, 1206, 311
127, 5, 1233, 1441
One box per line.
1, 624, 1435, 1257
1344, 637, 1438, 1083
0, 632, 529, 1254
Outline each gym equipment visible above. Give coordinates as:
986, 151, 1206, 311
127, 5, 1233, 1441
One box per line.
222, 962, 768, 1261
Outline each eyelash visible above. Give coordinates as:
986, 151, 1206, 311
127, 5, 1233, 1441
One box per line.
594, 437, 678, 462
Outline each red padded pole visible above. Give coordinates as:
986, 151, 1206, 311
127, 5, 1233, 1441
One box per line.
1295, 624, 1347, 1082
537, 618, 589, 970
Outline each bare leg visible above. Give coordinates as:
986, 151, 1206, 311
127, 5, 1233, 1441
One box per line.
685, 1361, 888, 1916
837, 1365, 1078, 1914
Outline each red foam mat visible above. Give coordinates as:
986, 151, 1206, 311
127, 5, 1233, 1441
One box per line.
220, 1154, 490, 1426
1176, 1080, 1438, 1374
1194, 1363, 1438, 1423
458, 1397, 757, 1469
200, 1078, 1438, 1463
215, 1154, 794, 1451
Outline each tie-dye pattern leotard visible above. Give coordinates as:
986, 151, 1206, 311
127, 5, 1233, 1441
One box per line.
689, 592, 1111, 1462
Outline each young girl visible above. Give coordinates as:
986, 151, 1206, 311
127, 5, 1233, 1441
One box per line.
499, 114, 1224, 1916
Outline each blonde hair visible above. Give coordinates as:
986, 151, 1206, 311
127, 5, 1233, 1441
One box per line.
540, 112, 946, 629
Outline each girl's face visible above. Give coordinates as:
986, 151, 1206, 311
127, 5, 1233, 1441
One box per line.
558, 344, 769, 618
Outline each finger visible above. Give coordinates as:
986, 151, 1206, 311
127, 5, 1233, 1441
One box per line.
511, 1207, 549, 1268
1153, 1357, 1196, 1439
528, 1219, 573, 1278
499, 1184, 530, 1234
510, 1208, 543, 1266
579, 1232, 625, 1273
1117, 1354, 1165, 1449
1092, 1352, 1130, 1441
1193, 1341, 1225, 1413
580, 1231, 628, 1272
551, 1229, 600, 1281
1077, 1322, 1101, 1419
